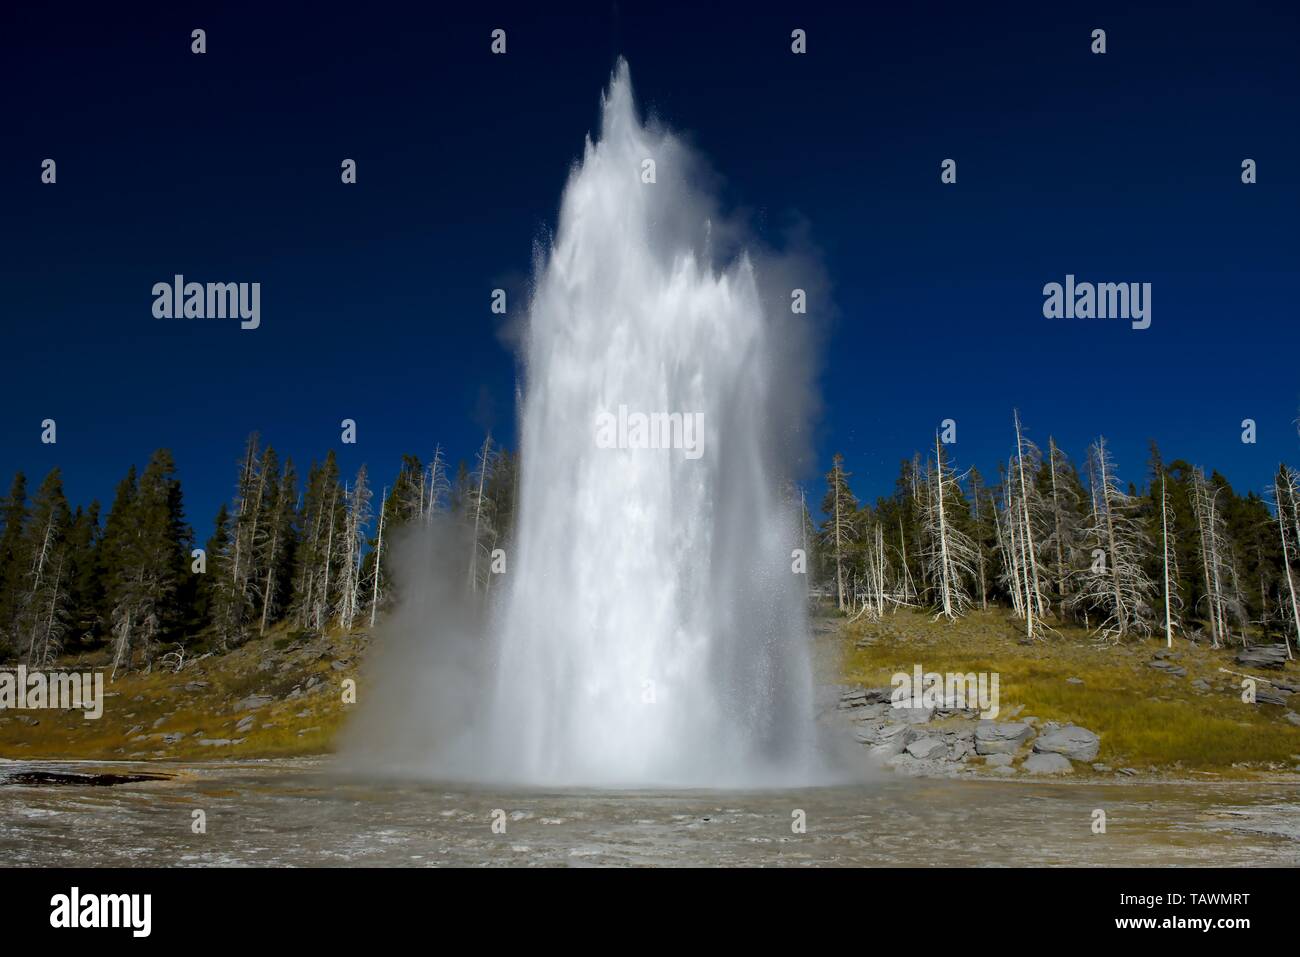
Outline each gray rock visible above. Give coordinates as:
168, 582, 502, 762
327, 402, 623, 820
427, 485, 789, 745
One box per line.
330, 660, 348, 672
893, 704, 935, 724
870, 723, 916, 757
1236, 645, 1290, 670
1066, 677, 1084, 685
1254, 685, 1292, 707
991, 764, 1017, 775
974, 720, 1034, 755
162, 733, 183, 744
1192, 678, 1211, 691
838, 688, 869, 709
1285, 711, 1300, 727
1033, 725, 1100, 762
984, 753, 1014, 767
197, 738, 234, 747
183, 681, 209, 692
852, 723, 881, 744
1148, 659, 1187, 677
852, 702, 890, 720
905, 737, 947, 760
14, 715, 39, 726
235, 694, 274, 712
235, 715, 256, 734
1092, 763, 1112, 772
1024, 752, 1073, 774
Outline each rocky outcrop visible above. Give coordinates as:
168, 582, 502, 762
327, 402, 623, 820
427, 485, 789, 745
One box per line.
1023, 752, 1073, 774
1033, 725, 1100, 762
1236, 645, 1290, 670
837, 686, 1111, 778
974, 721, 1034, 755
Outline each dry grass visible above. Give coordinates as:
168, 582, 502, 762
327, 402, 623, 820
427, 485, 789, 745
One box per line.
0, 626, 365, 761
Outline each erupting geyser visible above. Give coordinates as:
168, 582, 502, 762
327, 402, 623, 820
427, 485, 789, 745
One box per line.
477, 61, 822, 786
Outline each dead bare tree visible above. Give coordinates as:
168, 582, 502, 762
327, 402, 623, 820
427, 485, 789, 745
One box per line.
1275, 465, 1300, 659
1157, 470, 1184, 647
924, 433, 978, 620
1190, 468, 1245, 648
1071, 437, 1155, 641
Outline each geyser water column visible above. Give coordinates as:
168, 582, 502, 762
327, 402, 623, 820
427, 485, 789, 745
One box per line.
483, 61, 820, 787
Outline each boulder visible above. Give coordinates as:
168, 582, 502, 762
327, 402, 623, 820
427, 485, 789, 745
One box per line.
1024, 752, 1073, 774
1033, 725, 1100, 761
893, 704, 935, 724
905, 737, 947, 760
984, 753, 1014, 767
974, 720, 1034, 755
1147, 659, 1187, 677
1253, 685, 1291, 707
1236, 645, 1290, 670
234, 694, 273, 712
870, 723, 916, 757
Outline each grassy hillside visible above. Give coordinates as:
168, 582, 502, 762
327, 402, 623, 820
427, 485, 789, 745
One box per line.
0, 627, 365, 761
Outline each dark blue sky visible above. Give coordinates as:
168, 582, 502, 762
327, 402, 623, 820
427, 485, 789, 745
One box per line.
2, 0, 1297, 534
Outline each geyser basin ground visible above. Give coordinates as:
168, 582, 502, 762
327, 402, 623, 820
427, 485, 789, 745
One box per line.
2, 759, 1297, 866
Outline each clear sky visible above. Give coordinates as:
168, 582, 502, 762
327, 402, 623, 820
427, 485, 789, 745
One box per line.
2, 0, 1297, 534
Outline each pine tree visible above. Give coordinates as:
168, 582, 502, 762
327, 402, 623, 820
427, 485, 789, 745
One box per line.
0, 472, 30, 657
64, 502, 103, 652
106, 451, 189, 675
256, 459, 297, 635
292, 455, 341, 631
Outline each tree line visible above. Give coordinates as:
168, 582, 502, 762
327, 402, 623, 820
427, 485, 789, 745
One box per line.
0, 434, 517, 673
812, 410, 1300, 654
